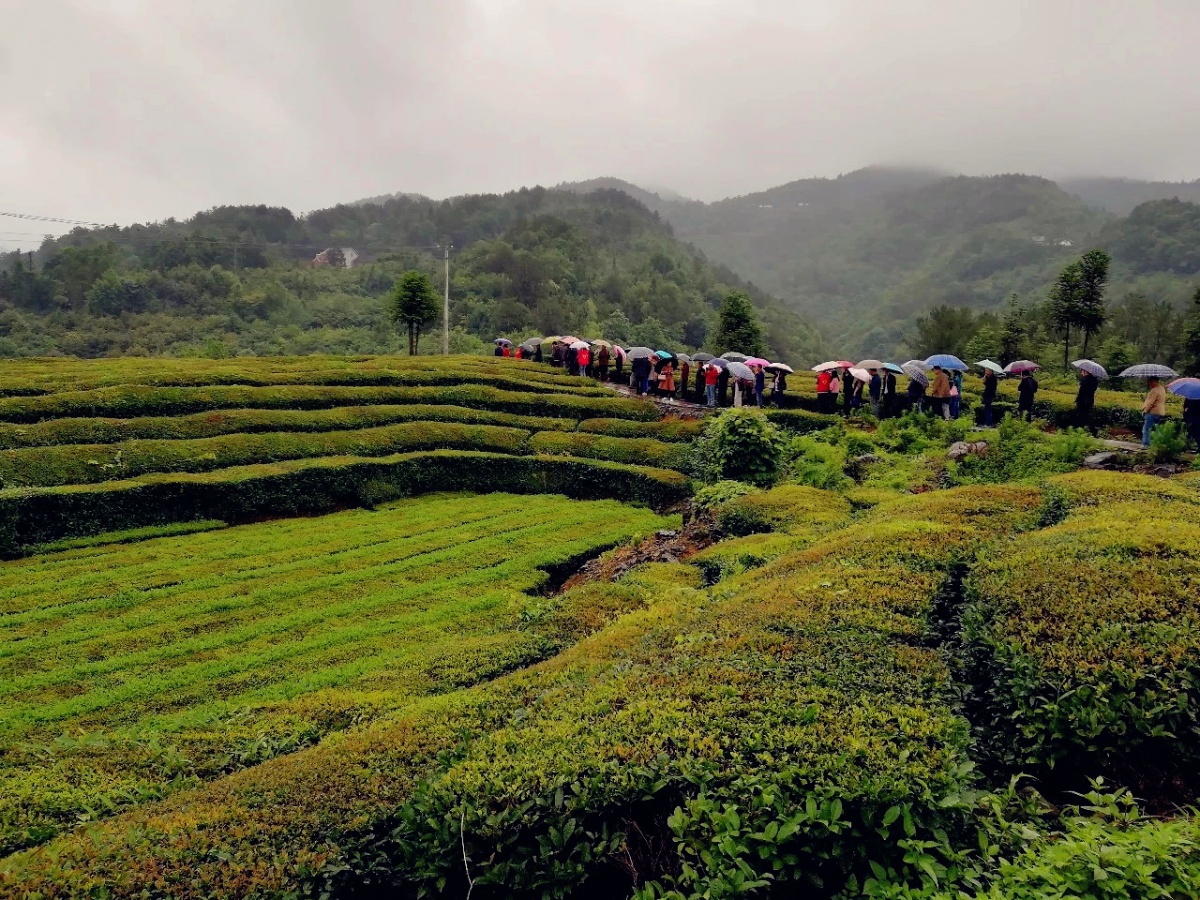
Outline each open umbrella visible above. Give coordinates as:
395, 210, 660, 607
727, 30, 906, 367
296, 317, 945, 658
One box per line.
727, 361, 754, 380
849, 367, 871, 383
692, 352, 715, 363
925, 354, 968, 371
613, 345, 627, 359
975, 360, 1004, 374
626, 346, 655, 360
812, 360, 850, 372
1168, 378, 1200, 400
721, 352, 749, 362
766, 363, 794, 374
706, 358, 729, 370
569, 340, 590, 350
744, 357, 772, 368
1072, 359, 1108, 380
903, 359, 929, 371
655, 349, 677, 360
1119, 364, 1178, 379
882, 363, 905, 374
677, 353, 692, 364
519, 340, 539, 353
1004, 360, 1041, 375
857, 359, 885, 371
522, 337, 545, 346
590, 339, 613, 349
906, 369, 929, 387
494, 338, 512, 346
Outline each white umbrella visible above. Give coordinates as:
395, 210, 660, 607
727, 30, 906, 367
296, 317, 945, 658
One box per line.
976, 360, 1004, 374
1072, 359, 1109, 380
727, 361, 755, 380
1119, 364, 1177, 379
849, 367, 871, 382
857, 359, 885, 371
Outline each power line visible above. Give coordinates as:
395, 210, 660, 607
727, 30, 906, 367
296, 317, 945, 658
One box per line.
0, 211, 109, 227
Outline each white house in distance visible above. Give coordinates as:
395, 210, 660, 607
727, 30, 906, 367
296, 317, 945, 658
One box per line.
313, 247, 361, 268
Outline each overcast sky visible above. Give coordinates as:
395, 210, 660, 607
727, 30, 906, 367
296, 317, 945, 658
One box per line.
2, 0, 1199, 241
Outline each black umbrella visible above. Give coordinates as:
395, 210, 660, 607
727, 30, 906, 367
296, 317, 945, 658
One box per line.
692, 352, 715, 362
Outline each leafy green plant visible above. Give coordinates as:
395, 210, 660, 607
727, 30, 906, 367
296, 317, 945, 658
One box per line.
1149, 419, 1189, 462
694, 409, 785, 487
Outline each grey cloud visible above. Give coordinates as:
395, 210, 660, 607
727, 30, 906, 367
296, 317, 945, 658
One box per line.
1, 0, 1198, 236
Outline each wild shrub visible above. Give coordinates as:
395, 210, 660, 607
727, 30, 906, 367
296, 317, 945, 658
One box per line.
1150, 419, 1189, 462
784, 435, 852, 491
693, 409, 785, 487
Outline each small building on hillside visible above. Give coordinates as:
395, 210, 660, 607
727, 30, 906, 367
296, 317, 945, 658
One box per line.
313, 247, 360, 268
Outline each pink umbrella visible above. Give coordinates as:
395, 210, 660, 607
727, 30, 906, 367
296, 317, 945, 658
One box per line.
744, 357, 771, 368
849, 367, 871, 382
812, 360, 854, 372
1003, 360, 1041, 375
612, 345, 626, 358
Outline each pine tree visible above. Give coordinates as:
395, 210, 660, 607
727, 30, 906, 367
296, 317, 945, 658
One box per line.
712, 291, 765, 356
1049, 261, 1083, 370
1184, 285, 1200, 376
387, 271, 441, 355
1075, 249, 1111, 356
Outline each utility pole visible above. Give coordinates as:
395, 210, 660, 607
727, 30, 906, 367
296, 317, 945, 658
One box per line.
442, 244, 452, 355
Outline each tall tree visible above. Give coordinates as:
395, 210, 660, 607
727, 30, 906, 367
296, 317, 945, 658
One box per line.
1048, 261, 1083, 369
910, 304, 978, 359
1075, 249, 1111, 355
998, 294, 1027, 364
387, 271, 441, 355
712, 291, 765, 356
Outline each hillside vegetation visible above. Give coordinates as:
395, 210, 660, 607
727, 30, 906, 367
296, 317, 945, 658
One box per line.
0, 189, 820, 364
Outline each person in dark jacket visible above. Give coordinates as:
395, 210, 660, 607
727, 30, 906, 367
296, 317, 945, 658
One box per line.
842, 370, 853, 416
1185, 397, 1200, 451
754, 366, 766, 408
598, 346, 610, 382
551, 344, 563, 367
614, 350, 624, 383
1017, 371, 1039, 422
907, 377, 926, 413
881, 370, 897, 418
494, 344, 505, 357
694, 362, 705, 401
718, 368, 730, 407
1075, 370, 1099, 435
980, 369, 998, 426
771, 369, 788, 406
868, 369, 882, 417
565, 346, 579, 376
534, 343, 544, 363
631, 355, 651, 395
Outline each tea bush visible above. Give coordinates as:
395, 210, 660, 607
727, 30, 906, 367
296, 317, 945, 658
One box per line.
694, 409, 786, 486
964, 472, 1200, 784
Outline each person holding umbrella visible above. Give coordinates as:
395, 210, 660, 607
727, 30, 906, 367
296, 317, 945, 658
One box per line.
816, 368, 833, 413
930, 365, 952, 420
705, 363, 719, 407
868, 368, 882, 417
770, 365, 790, 405
718, 365, 730, 407
661, 358, 676, 399
1141, 376, 1168, 449
907, 372, 927, 413
614, 347, 624, 383
1175, 380, 1200, 450
1075, 368, 1099, 435
881, 367, 898, 418
679, 357, 690, 400
598, 345, 610, 381
695, 361, 706, 402
949, 369, 963, 419
980, 367, 998, 426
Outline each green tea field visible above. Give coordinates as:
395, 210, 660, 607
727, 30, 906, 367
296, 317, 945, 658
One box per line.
1, 355, 1199, 900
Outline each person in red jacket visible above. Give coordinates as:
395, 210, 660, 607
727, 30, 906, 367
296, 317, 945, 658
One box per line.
704, 364, 720, 408
816, 369, 833, 413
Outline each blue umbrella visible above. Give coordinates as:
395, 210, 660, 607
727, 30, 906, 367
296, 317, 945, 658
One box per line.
882, 362, 905, 374
1119, 364, 1178, 379
924, 354, 968, 371
1168, 378, 1200, 400
655, 349, 676, 359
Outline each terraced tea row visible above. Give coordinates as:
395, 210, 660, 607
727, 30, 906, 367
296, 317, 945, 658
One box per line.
0, 492, 674, 854
1, 485, 1044, 897
0, 355, 597, 395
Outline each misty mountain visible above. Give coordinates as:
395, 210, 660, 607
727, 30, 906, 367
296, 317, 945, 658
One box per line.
1061, 177, 1200, 216
563, 167, 1200, 357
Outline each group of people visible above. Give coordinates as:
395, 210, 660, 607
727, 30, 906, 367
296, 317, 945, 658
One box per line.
815, 367, 903, 419
629, 357, 788, 409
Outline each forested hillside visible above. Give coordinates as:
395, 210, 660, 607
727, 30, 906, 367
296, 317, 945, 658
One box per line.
0, 189, 821, 363
564, 169, 1200, 360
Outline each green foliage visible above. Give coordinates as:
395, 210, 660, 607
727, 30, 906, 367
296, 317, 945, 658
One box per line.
695, 408, 784, 486
0, 493, 672, 853
783, 434, 853, 491
692, 480, 756, 512
711, 291, 766, 356
963, 472, 1200, 780
950, 416, 1092, 485
1149, 419, 1189, 462
387, 270, 441, 354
